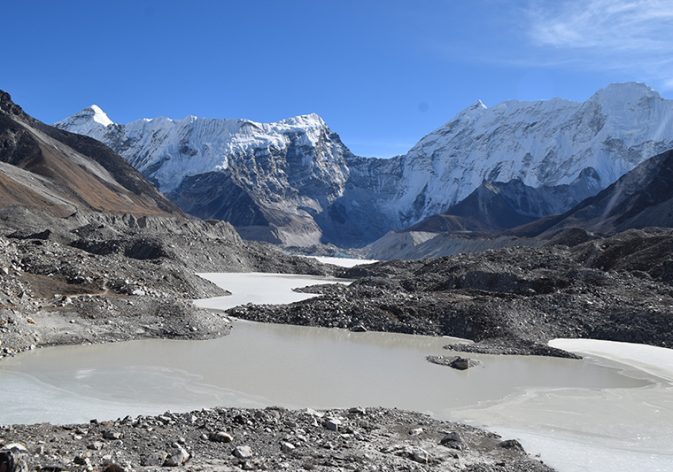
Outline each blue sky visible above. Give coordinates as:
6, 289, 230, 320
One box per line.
3, 0, 672, 157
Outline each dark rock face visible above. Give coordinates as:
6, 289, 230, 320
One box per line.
169, 172, 270, 228
7, 229, 51, 240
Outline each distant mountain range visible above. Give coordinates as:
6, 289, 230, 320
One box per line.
368, 148, 673, 260
56, 82, 673, 247
0, 91, 177, 219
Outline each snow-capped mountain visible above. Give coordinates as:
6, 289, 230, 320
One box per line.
57, 111, 356, 245
388, 83, 673, 225
56, 82, 673, 246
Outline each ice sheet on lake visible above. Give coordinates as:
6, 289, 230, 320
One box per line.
194, 272, 350, 311
549, 338, 673, 383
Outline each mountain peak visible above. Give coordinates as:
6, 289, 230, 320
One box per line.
86, 104, 113, 126
277, 113, 327, 128
471, 99, 487, 110
55, 104, 115, 135
589, 82, 660, 104
455, 99, 488, 119
0, 90, 25, 117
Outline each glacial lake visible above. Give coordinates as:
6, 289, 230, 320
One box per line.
1, 270, 672, 472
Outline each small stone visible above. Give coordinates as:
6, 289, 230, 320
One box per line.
73, 455, 91, 466
232, 445, 253, 459
408, 447, 429, 464
101, 465, 124, 472
208, 431, 233, 443
323, 417, 341, 432
280, 442, 295, 454
409, 427, 423, 436
86, 442, 103, 451
427, 355, 479, 370
141, 452, 167, 467
102, 430, 122, 440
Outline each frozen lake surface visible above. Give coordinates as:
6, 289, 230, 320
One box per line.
1, 268, 672, 472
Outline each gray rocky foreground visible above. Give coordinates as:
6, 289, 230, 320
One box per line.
0, 407, 552, 471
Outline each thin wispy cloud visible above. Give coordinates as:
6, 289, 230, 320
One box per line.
526, 0, 673, 88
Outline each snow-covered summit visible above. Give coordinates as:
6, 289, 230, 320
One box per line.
588, 82, 660, 104
389, 82, 673, 223
56, 104, 114, 136
56, 109, 338, 192
89, 104, 113, 126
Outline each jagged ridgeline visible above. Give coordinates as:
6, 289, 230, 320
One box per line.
56, 83, 673, 247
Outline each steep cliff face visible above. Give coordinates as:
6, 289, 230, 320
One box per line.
57, 82, 673, 246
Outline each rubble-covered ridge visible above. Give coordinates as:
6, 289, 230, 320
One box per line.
0, 407, 553, 472
0, 208, 335, 359
0, 233, 232, 359
233, 228, 673, 356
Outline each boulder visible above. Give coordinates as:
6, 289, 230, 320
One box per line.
232, 445, 253, 459
323, 417, 341, 431
163, 446, 190, 467
0, 444, 28, 472
426, 355, 480, 370
440, 431, 466, 450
